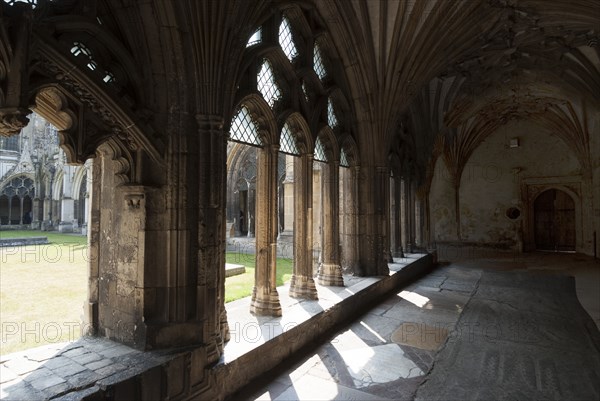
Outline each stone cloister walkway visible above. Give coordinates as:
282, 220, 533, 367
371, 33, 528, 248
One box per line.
0, 251, 433, 400
233, 251, 600, 401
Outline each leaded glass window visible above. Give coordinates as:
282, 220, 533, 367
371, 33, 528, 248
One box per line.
103, 71, 115, 83
71, 42, 97, 72
2, 0, 36, 7
257, 60, 281, 107
247, 28, 261, 47
313, 43, 327, 80
327, 98, 338, 127
71, 42, 91, 58
314, 136, 327, 162
230, 106, 262, 147
340, 148, 350, 167
280, 123, 300, 155
279, 17, 298, 62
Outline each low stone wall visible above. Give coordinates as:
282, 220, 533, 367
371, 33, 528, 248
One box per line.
0, 236, 49, 247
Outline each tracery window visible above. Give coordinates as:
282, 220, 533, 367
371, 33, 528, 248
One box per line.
230, 106, 262, 147
247, 28, 262, 47
257, 60, 282, 107
0, 176, 34, 198
279, 17, 298, 62
314, 136, 327, 162
280, 123, 300, 156
70, 42, 97, 71
313, 44, 327, 80
327, 98, 338, 128
340, 148, 350, 167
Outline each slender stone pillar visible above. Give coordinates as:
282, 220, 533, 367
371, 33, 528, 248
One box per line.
196, 114, 230, 362
250, 144, 282, 315
278, 155, 295, 244
415, 195, 423, 248
341, 166, 360, 273
19, 197, 24, 224
357, 165, 390, 275
84, 158, 100, 336
394, 177, 404, 257
318, 161, 343, 286
401, 179, 410, 251
247, 187, 255, 238
289, 153, 318, 299
32, 197, 41, 229
380, 167, 393, 262
410, 180, 416, 249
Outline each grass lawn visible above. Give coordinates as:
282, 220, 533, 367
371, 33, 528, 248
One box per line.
0, 230, 88, 355
225, 252, 294, 303
0, 230, 294, 354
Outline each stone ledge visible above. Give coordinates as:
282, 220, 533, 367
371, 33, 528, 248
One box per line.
0, 253, 434, 401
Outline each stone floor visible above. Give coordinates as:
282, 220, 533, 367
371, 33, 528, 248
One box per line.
232, 250, 600, 401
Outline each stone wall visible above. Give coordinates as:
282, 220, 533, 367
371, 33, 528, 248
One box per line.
429, 120, 596, 255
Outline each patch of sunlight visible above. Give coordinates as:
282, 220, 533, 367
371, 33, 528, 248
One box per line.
339, 343, 423, 387
359, 321, 387, 343
399, 290, 430, 308
331, 329, 375, 354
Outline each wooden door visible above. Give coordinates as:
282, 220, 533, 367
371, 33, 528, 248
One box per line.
534, 189, 576, 251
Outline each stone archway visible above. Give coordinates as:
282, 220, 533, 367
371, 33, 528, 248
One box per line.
534, 189, 576, 252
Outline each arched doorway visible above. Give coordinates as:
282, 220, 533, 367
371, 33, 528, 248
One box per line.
534, 189, 576, 252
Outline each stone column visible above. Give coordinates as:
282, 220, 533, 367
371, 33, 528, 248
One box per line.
19, 197, 23, 224
393, 177, 404, 257
84, 192, 90, 224
408, 180, 416, 251
84, 158, 100, 336
341, 166, 360, 273
59, 198, 74, 232
381, 167, 393, 262
289, 153, 318, 299
415, 195, 424, 248
32, 197, 41, 229
278, 155, 294, 245
8, 197, 12, 224
42, 197, 50, 230
400, 179, 408, 252
250, 144, 282, 316
247, 187, 255, 238
357, 165, 390, 276
196, 114, 229, 362
317, 161, 343, 286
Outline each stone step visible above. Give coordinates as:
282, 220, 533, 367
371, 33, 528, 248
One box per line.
0, 237, 49, 247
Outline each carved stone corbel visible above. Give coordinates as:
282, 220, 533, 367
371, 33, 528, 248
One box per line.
0, 107, 31, 137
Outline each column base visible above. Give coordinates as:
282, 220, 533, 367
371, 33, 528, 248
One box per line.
317, 263, 344, 286
289, 274, 318, 299
250, 287, 282, 316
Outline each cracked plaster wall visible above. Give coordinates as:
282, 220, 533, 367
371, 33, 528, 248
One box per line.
431, 120, 587, 252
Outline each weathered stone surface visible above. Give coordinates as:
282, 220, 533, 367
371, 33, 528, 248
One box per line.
415, 270, 600, 401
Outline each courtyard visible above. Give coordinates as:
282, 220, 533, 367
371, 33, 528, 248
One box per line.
0, 230, 294, 355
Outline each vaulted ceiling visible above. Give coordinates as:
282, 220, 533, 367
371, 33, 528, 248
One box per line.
317, 0, 599, 180
2, 0, 598, 180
